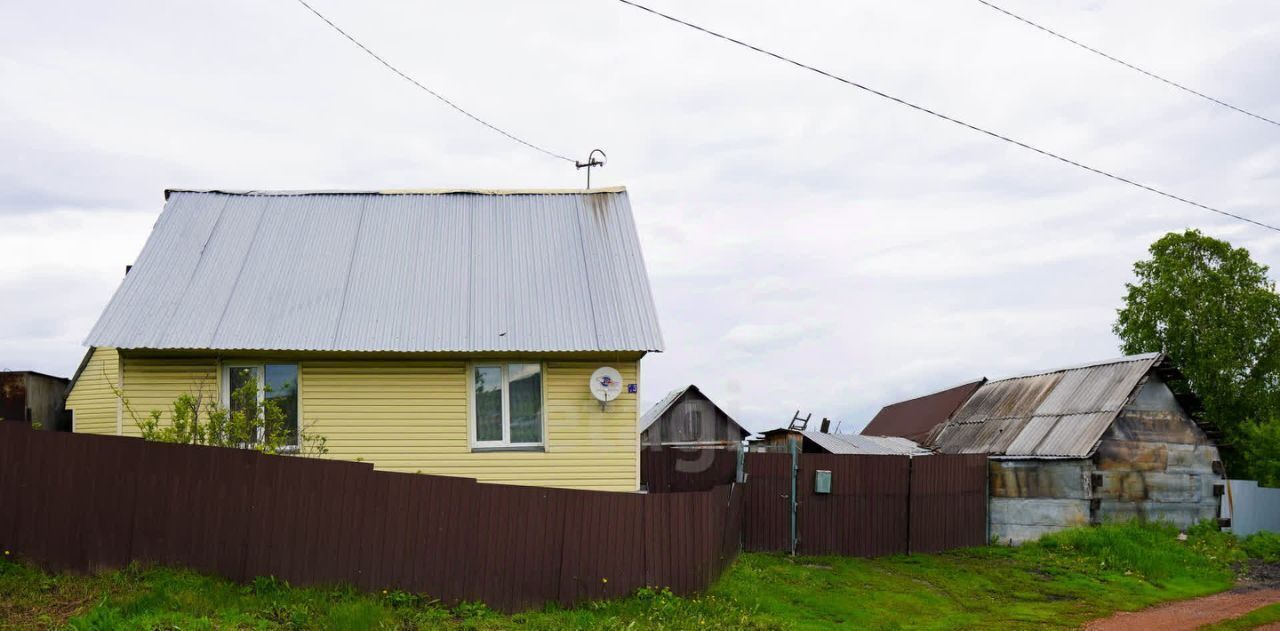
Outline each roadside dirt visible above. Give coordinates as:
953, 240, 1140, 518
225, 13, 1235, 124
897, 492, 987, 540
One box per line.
1082, 562, 1280, 631
1082, 587, 1280, 630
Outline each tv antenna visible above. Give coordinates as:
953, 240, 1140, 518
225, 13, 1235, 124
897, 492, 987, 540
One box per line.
576, 149, 606, 189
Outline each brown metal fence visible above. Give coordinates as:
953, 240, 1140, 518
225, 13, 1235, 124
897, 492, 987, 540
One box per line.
641, 447, 738, 493
0, 423, 744, 612
743, 451, 987, 556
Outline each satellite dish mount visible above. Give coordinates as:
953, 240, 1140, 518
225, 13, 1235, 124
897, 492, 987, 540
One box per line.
589, 366, 623, 412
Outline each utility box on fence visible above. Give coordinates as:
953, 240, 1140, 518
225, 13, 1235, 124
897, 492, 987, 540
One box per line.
814, 470, 832, 494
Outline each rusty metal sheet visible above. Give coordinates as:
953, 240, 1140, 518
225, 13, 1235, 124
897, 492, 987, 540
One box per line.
861, 379, 986, 443
930, 354, 1161, 458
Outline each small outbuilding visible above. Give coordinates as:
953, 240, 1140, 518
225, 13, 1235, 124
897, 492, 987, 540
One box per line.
860, 379, 986, 443
927, 353, 1222, 544
0, 371, 71, 431
640, 385, 750, 448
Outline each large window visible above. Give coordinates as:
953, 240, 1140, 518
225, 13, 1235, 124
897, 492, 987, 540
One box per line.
472, 363, 543, 449
222, 363, 299, 448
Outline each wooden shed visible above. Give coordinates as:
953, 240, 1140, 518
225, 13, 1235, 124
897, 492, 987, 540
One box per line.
928, 353, 1223, 544
640, 385, 749, 448
0, 371, 71, 431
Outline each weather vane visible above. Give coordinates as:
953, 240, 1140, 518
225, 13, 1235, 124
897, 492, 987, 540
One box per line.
576, 149, 607, 189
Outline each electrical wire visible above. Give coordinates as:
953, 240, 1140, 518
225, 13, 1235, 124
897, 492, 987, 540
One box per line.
615, 0, 1280, 233
975, 0, 1280, 129
293, 0, 577, 163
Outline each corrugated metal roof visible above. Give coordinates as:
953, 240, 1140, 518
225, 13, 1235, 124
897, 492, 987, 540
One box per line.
929, 353, 1160, 458
860, 379, 986, 442
801, 431, 932, 456
85, 189, 665, 353
639, 385, 691, 432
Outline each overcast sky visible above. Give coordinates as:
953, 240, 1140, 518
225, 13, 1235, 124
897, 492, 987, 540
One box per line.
3, 0, 1279, 433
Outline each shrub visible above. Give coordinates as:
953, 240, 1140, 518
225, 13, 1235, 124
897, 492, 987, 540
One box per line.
1243, 531, 1280, 562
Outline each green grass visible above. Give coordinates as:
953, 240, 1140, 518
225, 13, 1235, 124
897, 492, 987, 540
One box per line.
0, 522, 1255, 630
1199, 603, 1280, 631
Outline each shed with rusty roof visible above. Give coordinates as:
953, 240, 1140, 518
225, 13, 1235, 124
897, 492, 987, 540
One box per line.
926, 353, 1222, 543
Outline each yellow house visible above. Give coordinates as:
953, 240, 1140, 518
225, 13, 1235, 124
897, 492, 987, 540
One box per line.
67, 188, 664, 492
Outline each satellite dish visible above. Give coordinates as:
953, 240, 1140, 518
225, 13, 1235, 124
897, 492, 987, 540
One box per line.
590, 367, 623, 403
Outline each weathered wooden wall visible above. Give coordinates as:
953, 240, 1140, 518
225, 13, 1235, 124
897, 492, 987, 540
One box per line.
988, 376, 1221, 544
641, 390, 747, 447
0, 372, 70, 431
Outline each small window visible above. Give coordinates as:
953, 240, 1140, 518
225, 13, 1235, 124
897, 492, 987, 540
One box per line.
222, 363, 299, 448
472, 363, 543, 448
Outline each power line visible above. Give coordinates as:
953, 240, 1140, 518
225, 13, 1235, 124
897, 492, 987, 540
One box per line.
975, 0, 1280, 129
293, 0, 576, 163
615, 0, 1280, 233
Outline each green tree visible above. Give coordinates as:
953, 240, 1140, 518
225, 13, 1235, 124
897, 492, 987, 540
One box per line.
1114, 229, 1280, 481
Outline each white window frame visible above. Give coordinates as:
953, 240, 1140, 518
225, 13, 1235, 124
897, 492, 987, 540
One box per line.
221, 362, 300, 451
468, 361, 545, 450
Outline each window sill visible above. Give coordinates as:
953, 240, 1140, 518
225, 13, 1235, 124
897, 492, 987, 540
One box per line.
471, 446, 545, 453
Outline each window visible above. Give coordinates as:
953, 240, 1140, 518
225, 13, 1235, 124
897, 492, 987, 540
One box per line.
222, 363, 299, 448
471, 363, 543, 449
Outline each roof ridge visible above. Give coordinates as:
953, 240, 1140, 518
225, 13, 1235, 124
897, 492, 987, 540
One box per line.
881, 378, 986, 407
165, 187, 627, 199
985, 352, 1161, 384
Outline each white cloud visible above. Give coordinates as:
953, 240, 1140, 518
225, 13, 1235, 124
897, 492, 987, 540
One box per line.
2, 0, 1279, 433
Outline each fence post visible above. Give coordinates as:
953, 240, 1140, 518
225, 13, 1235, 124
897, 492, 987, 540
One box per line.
789, 439, 798, 556
905, 455, 913, 555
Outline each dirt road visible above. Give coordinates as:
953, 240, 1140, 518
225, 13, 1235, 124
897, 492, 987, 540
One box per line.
1082, 587, 1280, 630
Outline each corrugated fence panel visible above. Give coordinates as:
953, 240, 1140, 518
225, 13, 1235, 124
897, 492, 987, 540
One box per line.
910, 454, 989, 553
0, 424, 986, 612
0, 425, 742, 613
743, 453, 792, 552
641, 447, 737, 493
799, 454, 911, 557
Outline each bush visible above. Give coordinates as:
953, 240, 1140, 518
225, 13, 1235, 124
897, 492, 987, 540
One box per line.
1035, 521, 1237, 583
1243, 531, 1280, 562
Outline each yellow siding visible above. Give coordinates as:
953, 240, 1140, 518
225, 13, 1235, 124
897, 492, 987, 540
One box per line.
302, 359, 640, 491
67, 347, 120, 435
118, 356, 218, 437
79, 354, 640, 491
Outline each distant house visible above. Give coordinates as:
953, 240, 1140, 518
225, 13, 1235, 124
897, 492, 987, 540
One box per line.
640, 385, 749, 448
860, 379, 986, 443
0, 371, 70, 431
927, 353, 1222, 543
66, 187, 664, 492
754, 427, 931, 456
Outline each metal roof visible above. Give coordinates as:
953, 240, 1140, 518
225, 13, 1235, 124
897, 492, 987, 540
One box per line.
803, 431, 931, 456
85, 189, 664, 353
928, 353, 1161, 458
860, 379, 986, 443
639, 385, 691, 432
759, 429, 931, 455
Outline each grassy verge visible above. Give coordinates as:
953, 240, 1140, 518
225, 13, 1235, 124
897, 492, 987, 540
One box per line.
0, 522, 1260, 630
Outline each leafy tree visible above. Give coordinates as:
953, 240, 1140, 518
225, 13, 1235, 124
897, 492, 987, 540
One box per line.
1114, 229, 1280, 480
